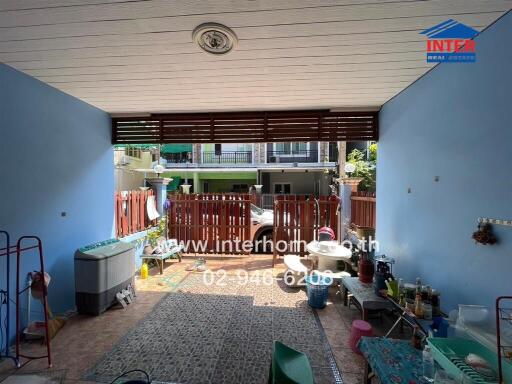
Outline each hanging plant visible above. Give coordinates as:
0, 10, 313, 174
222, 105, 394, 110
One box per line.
472, 223, 497, 245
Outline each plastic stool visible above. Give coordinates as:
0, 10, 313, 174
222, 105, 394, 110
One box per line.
283, 254, 308, 287
268, 341, 314, 384
348, 320, 373, 355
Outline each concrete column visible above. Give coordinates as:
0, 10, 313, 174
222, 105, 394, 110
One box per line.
319, 142, 327, 162
338, 141, 347, 178
193, 144, 201, 164
193, 172, 200, 193
253, 143, 259, 165
259, 143, 267, 163
147, 177, 171, 216
338, 177, 362, 240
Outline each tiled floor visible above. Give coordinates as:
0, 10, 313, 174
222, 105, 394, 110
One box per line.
0, 255, 405, 384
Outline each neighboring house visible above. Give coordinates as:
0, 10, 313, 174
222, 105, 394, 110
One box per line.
161, 142, 339, 196
114, 145, 159, 191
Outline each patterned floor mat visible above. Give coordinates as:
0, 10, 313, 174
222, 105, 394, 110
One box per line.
85, 274, 339, 383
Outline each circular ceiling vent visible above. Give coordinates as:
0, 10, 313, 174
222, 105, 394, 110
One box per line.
192, 23, 238, 55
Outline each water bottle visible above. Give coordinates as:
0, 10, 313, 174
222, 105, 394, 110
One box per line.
422, 345, 435, 383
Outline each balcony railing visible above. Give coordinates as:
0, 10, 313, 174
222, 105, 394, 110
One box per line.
161, 152, 193, 163
202, 151, 253, 164
267, 150, 319, 163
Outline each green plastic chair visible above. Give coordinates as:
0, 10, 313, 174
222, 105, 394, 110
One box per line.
268, 341, 314, 384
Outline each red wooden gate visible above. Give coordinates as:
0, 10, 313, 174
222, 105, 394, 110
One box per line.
168, 194, 252, 253
273, 195, 339, 265
351, 191, 376, 228
115, 189, 156, 237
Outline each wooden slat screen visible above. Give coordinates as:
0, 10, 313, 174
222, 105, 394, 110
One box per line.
113, 118, 161, 143
112, 110, 378, 144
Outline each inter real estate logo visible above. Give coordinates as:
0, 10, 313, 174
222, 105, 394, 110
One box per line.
420, 19, 479, 63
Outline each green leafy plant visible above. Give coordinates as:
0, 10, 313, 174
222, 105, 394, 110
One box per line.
347, 144, 377, 192
146, 216, 167, 246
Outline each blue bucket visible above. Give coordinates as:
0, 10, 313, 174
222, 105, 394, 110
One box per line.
305, 274, 332, 309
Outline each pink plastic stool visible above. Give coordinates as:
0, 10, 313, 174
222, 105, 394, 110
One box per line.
348, 320, 373, 355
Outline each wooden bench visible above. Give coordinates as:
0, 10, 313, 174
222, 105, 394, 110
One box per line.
141, 244, 183, 274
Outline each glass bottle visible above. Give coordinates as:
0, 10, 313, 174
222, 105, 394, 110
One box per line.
421, 285, 429, 301
422, 345, 435, 382
415, 292, 424, 318
415, 277, 422, 294
411, 326, 422, 350
398, 278, 404, 296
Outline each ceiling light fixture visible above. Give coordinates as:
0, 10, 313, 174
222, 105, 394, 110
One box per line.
192, 23, 238, 55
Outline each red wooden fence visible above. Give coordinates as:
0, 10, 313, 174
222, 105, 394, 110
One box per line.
168, 194, 252, 253
115, 190, 157, 237
351, 191, 376, 228
273, 195, 339, 264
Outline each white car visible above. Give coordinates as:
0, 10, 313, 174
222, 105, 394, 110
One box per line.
250, 204, 275, 253
250, 204, 274, 225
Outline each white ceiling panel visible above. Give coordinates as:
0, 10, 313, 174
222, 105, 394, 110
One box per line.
0, 0, 510, 113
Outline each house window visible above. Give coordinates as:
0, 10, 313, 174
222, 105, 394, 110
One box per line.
274, 183, 291, 194
125, 147, 141, 159
274, 142, 308, 155
232, 184, 249, 193
214, 144, 222, 156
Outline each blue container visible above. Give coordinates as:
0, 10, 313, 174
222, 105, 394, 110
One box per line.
305, 274, 331, 309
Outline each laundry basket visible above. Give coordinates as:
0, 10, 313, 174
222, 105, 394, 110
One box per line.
305, 274, 332, 309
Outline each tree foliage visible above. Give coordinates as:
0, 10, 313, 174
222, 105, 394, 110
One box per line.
347, 143, 377, 191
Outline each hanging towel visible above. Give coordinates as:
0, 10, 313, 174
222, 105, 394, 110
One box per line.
147, 195, 160, 220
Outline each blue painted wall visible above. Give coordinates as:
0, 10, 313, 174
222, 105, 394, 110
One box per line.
377, 12, 512, 311
0, 64, 114, 343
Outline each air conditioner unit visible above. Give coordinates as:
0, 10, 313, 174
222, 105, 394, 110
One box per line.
117, 155, 131, 166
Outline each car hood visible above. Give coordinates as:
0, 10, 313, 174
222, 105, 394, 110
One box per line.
252, 209, 274, 224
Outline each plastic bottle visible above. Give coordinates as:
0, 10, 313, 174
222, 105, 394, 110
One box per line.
422, 345, 435, 383
141, 262, 149, 279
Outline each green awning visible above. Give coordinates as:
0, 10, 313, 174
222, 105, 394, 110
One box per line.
166, 176, 182, 191
161, 144, 192, 154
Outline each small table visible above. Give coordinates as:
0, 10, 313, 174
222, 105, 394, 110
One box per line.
306, 241, 352, 271
141, 245, 183, 274
340, 277, 393, 321
358, 337, 424, 384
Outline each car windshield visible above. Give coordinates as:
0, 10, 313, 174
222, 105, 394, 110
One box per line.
251, 204, 264, 215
